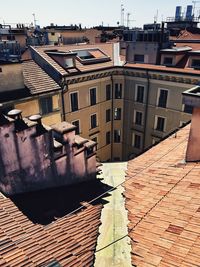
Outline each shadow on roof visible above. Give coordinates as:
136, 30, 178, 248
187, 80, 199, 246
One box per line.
10, 178, 113, 225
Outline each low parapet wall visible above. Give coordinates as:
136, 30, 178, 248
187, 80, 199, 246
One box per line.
0, 109, 97, 195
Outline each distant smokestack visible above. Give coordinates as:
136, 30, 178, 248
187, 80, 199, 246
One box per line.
175, 6, 182, 21
186, 5, 193, 20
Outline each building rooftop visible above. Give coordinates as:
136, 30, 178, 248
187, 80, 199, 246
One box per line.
22, 60, 61, 95
124, 123, 200, 266
124, 62, 200, 76
160, 46, 192, 53
31, 43, 121, 76
0, 179, 109, 266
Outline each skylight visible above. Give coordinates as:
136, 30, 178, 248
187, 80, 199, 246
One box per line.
71, 48, 111, 65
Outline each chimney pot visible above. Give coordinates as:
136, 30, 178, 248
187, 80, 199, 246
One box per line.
29, 114, 42, 123
7, 109, 22, 120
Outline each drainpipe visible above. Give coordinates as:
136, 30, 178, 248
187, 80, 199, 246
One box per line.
143, 70, 150, 150
111, 74, 114, 161
61, 77, 67, 121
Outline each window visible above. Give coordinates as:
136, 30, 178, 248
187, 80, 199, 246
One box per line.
106, 84, 111, 100
115, 84, 122, 99
106, 109, 111, 122
192, 59, 200, 69
7, 35, 15, 41
157, 89, 168, 108
114, 129, 121, 143
65, 58, 74, 68
134, 111, 143, 125
106, 131, 111, 145
114, 108, 121, 120
39, 96, 53, 115
134, 54, 144, 63
133, 134, 141, 149
136, 85, 145, 103
155, 116, 165, 132
90, 88, 96, 106
163, 57, 173, 65
70, 92, 78, 112
91, 114, 97, 129
184, 104, 193, 114
51, 32, 55, 36
72, 120, 80, 134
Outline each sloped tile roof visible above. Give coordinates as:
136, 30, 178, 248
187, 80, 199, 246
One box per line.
176, 30, 200, 41
32, 43, 115, 75
0, 188, 102, 266
124, 124, 200, 266
22, 60, 61, 94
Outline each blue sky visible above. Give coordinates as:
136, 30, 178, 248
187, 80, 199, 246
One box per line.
1, 1, 197, 28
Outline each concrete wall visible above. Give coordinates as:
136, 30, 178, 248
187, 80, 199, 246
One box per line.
0, 64, 24, 91
0, 112, 97, 196
126, 42, 159, 64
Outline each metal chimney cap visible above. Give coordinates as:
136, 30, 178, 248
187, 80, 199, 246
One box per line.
29, 114, 42, 122
7, 109, 22, 117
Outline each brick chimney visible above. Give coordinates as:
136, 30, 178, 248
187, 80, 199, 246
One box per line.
182, 86, 200, 162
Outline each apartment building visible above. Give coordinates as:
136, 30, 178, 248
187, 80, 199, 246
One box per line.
122, 65, 197, 159
0, 61, 62, 125
1, 41, 199, 162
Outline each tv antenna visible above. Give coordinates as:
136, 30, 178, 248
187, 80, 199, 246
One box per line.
32, 13, 37, 27
121, 4, 125, 26
126, 13, 135, 28
154, 9, 159, 23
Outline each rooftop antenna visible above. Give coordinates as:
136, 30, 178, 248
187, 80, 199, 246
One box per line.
126, 13, 135, 28
32, 13, 37, 27
121, 4, 125, 26
127, 13, 131, 27
154, 9, 159, 23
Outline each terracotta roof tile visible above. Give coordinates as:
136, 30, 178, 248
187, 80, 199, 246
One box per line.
0, 188, 102, 266
124, 124, 200, 266
125, 62, 200, 75
22, 60, 61, 94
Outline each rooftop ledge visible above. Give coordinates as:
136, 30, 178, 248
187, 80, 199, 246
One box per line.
182, 85, 200, 107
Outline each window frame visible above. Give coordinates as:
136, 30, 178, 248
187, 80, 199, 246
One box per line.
89, 87, 97, 106
134, 54, 144, 63
163, 56, 173, 66
90, 113, 98, 129
114, 129, 121, 143
191, 58, 200, 69
154, 115, 166, 132
135, 84, 145, 103
39, 96, 53, 115
106, 84, 111, 100
132, 133, 142, 149
70, 91, 79, 112
114, 107, 121, 120
157, 88, 169, 108
106, 109, 111, 123
134, 110, 143, 126
106, 131, 111, 145
114, 83, 122, 99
